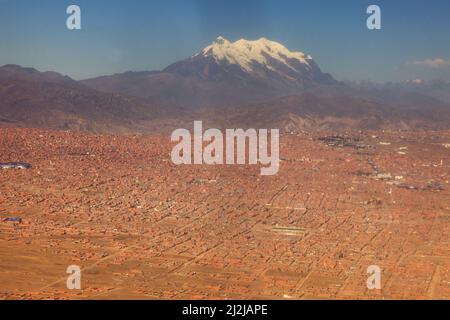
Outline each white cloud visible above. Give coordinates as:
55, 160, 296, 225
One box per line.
410, 58, 450, 68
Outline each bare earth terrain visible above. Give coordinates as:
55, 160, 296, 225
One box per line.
0, 128, 449, 299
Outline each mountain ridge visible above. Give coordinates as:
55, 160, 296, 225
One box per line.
1, 36, 450, 133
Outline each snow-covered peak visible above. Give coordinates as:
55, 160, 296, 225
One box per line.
200, 36, 313, 73
213, 36, 230, 45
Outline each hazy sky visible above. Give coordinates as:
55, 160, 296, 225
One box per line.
1, 0, 450, 82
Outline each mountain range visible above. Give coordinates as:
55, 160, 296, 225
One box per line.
82, 37, 338, 108
0, 64, 182, 133
1, 36, 450, 133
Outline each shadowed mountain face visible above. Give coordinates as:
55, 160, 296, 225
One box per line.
0, 65, 180, 133
82, 37, 338, 108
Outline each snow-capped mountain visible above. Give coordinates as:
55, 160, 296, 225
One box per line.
200, 36, 314, 73
82, 36, 339, 108
164, 36, 336, 88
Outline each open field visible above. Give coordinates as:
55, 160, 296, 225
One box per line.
1, 128, 449, 299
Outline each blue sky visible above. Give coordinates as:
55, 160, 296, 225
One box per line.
1, 0, 449, 82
